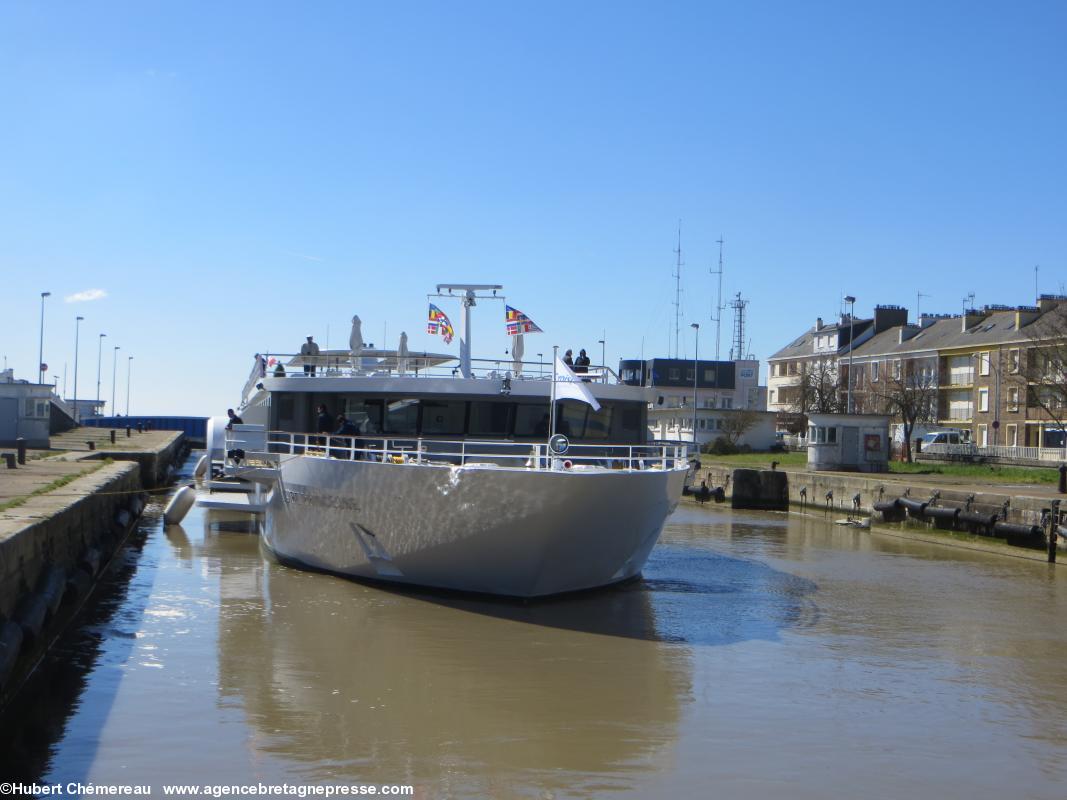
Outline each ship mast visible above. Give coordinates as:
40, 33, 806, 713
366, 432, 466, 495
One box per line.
432, 283, 504, 378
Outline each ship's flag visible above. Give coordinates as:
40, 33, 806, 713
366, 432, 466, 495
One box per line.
427, 303, 455, 345
505, 305, 543, 336
553, 354, 601, 411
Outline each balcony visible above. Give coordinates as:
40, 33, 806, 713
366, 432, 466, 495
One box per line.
940, 368, 975, 387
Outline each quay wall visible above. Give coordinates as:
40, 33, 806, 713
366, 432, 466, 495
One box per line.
90, 431, 187, 487
0, 442, 186, 706
695, 464, 1060, 544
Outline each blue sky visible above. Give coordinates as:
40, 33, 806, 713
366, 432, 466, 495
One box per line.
2, 0, 1064, 416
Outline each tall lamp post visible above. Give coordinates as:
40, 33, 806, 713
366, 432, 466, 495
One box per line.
96, 333, 107, 411
38, 291, 51, 384
112, 346, 120, 415
73, 316, 84, 423
691, 323, 700, 448
126, 355, 133, 416
844, 296, 856, 414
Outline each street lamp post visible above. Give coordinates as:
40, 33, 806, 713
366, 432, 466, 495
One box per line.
96, 333, 107, 409
844, 296, 856, 414
38, 291, 51, 384
126, 356, 133, 416
691, 323, 700, 448
111, 346, 120, 415
73, 316, 84, 423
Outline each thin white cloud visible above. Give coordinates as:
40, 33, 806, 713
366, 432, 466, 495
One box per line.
285, 251, 325, 262
65, 288, 108, 303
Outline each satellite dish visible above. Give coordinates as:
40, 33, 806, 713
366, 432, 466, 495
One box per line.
549, 434, 569, 455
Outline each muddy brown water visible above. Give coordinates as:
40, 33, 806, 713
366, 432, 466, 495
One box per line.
2, 454, 1065, 799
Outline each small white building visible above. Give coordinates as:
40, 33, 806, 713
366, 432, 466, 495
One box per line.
807, 412, 890, 472
0, 370, 52, 447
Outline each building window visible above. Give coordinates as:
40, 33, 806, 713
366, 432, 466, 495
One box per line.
978, 351, 990, 376
722, 397, 733, 409
871, 361, 879, 382
1007, 423, 1018, 447
1008, 349, 1020, 373
893, 360, 902, 380
978, 388, 989, 413
703, 368, 716, 382
1007, 387, 1019, 412
978, 423, 988, 447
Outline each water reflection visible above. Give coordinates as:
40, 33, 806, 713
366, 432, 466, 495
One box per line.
9, 455, 1067, 798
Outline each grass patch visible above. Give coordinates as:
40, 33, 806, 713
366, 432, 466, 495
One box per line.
699, 452, 1057, 484
887, 461, 1058, 484
0, 462, 108, 513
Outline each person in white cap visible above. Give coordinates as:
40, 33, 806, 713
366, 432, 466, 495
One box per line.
300, 335, 320, 375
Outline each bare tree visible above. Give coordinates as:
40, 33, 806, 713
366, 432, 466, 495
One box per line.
720, 408, 762, 447
1017, 304, 1067, 443
791, 358, 843, 415
867, 358, 938, 462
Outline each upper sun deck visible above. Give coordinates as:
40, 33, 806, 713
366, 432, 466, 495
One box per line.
242, 350, 628, 407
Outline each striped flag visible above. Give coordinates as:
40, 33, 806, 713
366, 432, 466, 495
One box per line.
427, 303, 454, 344
505, 305, 543, 336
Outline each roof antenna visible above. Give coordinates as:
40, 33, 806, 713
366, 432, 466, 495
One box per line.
710, 235, 725, 359
672, 220, 683, 359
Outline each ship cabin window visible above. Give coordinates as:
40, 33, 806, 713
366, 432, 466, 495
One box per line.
514, 403, 552, 437
469, 401, 514, 436
271, 392, 645, 443
342, 398, 382, 433
421, 400, 467, 435
384, 399, 420, 434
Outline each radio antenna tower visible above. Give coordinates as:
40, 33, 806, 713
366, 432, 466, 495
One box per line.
710, 236, 725, 359
672, 220, 683, 358
730, 292, 748, 361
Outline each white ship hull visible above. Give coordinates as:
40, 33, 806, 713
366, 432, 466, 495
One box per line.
262, 455, 687, 597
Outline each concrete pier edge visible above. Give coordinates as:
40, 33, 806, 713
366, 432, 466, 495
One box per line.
693, 462, 1065, 563
0, 435, 188, 707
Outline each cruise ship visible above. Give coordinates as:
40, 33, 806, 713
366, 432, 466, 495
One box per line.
216, 284, 689, 598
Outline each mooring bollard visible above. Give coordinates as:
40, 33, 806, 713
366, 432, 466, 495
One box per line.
1058, 464, 1066, 494
110, 429, 116, 444
126, 426, 132, 437
87, 441, 95, 451
3, 453, 16, 469
16, 437, 26, 465
137, 422, 143, 433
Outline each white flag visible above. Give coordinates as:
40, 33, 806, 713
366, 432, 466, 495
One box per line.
553, 355, 601, 411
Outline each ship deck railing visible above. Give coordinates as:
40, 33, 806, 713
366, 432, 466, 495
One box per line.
242, 353, 618, 405
247, 430, 688, 472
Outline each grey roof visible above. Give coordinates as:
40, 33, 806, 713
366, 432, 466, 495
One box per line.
848, 309, 1047, 359
768, 327, 816, 360
768, 318, 874, 361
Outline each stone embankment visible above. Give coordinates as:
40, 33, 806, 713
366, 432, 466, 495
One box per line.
0, 429, 187, 705
693, 460, 1065, 562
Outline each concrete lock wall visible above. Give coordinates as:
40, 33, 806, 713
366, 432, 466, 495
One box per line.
0, 463, 145, 699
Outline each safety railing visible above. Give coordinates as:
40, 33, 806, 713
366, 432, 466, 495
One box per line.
921, 442, 1067, 462
253, 353, 619, 383
258, 430, 688, 472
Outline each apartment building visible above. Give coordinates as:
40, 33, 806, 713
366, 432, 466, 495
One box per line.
767, 306, 908, 416
776, 295, 1067, 449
